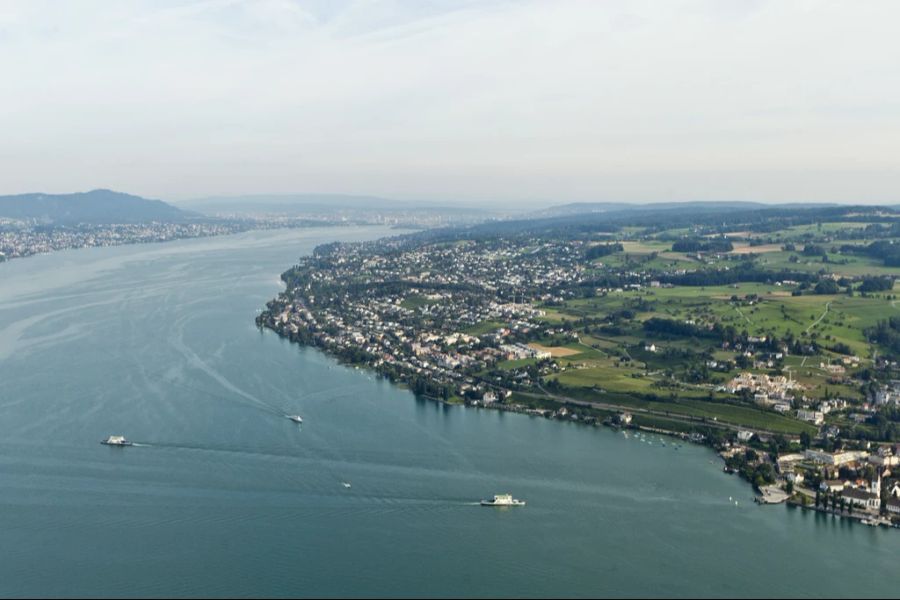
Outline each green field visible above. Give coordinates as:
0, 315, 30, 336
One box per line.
555, 386, 816, 435
511, 218, 897, 437
544, 283, 891, 361
463, 320, 506, 335
528, 267, 899, 432
497, 357, 538, 370
400, 294, 439, 309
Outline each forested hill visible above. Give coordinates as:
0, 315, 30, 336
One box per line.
0, 189, 197, 225
405, 203, 899, 243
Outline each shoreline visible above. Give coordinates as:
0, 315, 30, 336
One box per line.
786, 499, 896, 528
259, 319, 900, 532
0, 221, 361, 264
259, 320, 796, 504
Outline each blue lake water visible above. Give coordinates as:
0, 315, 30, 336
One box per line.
0, 227, 897, 598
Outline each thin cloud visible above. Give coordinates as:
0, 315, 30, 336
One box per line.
0, 0, 898, 204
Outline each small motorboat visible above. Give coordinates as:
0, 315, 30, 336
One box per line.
342, 482, 352, 489
286, 415, 303, 424
101, 435, 133, 447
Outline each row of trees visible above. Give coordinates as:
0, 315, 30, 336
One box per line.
584, 242, 624, 260
814, 489, 856, 515
642, 317, 724, 340
840, 240, 900, 267
671, 237, 734, 253
661, 266, 815, 287
866, 317, 900, 356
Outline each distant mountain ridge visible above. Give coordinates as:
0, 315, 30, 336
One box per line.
0, 189, 197, 225
176, 193, 490, 217
531, 200, 840, 218
404, 202, 897, 243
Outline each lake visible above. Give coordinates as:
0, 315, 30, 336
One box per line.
0, 227, 896, 598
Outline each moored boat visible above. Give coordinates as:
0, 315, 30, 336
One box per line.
861, 518, 878, 527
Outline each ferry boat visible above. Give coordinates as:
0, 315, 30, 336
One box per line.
101, 435, 133, 447
286, 415, 303, 424
480, 493, 526, 507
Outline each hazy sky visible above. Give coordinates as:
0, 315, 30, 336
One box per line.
1, 0, 898, 205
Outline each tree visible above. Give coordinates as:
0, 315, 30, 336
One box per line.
800, 430, 812, 450
814, 279, 840, 295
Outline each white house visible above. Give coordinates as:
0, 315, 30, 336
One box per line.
844, 488, 881, 511
797, 410, 824, 426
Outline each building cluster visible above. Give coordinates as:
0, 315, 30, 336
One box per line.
0, 222, 244, 261
263, 238, 593, 400
309, 238, 590, 297
776, 446, 900, 518
727, 372, 804, 405
873, 382, 900, 407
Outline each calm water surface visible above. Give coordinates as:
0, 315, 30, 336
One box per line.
0, 227, 897, 598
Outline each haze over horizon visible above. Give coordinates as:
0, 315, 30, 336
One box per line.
2, 0, 899, 205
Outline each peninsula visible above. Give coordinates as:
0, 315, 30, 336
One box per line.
259, 202, 900, 527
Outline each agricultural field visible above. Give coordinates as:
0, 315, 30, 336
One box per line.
514, 216, 900, 438
535, 284, 894, 407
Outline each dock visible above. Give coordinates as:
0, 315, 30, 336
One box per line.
756, 485, 790, 504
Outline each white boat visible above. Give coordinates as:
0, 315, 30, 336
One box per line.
342, 482, 352, 489
101, 435, 133, 447
861, 518, 878, 527
480, 493, 526, 507
286, 415, 303, 424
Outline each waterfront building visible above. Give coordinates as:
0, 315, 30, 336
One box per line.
844, 488, 881, 511
885, 499, 900, 516
804, 449, 868, 466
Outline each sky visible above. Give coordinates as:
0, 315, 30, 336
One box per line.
0, 0, 898, 206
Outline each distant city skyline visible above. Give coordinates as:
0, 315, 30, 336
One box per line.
1, 0, 898, 205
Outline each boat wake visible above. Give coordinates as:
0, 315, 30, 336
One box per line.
168, 317, 287, 416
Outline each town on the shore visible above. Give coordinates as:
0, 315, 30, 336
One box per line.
258, 206, 900, 527
0, 221, 246, 261
0, 189, 487, 262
